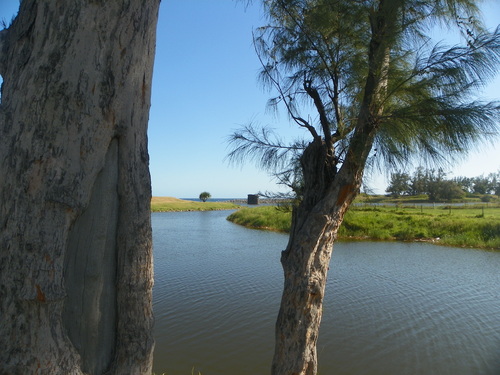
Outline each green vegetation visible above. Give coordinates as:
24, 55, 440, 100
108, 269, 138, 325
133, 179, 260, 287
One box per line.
385, 167, 500, 201
151, 197, 239, 212
199, 191, 211, 202
356, 192, 499, 205
227, 205, 292, 233
227, 204, 500, 250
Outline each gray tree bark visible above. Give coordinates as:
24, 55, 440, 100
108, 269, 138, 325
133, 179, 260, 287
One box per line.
0, 0, 159, 374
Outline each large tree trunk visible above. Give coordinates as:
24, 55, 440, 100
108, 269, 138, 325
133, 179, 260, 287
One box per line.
271, 139, 363, 375
0, 1, 159, 374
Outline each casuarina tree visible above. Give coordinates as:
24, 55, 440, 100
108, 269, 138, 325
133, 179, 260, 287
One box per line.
228, 1, 500, 374
0, 0, 160, 373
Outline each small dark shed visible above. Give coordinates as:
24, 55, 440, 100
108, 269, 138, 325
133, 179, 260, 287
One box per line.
247, 194, 259, 205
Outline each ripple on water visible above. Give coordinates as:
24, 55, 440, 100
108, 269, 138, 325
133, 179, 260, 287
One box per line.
152, 212, 500, 375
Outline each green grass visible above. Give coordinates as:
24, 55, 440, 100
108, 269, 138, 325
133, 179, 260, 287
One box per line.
226, 205, 292, 233
227, 204, 500, 250
355, 192, 499, 204
151, 197, 240, 212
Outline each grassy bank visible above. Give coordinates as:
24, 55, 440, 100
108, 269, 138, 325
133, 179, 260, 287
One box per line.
151, 197, 240, 212
227, 204, 500, 250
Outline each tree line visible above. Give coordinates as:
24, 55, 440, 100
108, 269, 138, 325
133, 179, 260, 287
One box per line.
386, 167, 500, 201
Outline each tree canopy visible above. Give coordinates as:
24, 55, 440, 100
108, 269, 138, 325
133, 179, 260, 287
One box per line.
199, 191, 211, 202
229, 0, 500, 194
386, 167, 471, 200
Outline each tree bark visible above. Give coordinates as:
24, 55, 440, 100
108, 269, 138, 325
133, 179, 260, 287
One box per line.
0, 1, 159, 374
271, 140, 362, 375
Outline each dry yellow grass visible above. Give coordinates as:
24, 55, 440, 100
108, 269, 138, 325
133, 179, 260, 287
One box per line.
151, 197, 240, 212
151, 196, 195, 204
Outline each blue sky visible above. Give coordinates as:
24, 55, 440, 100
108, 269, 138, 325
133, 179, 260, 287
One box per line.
1, 1, 499, 198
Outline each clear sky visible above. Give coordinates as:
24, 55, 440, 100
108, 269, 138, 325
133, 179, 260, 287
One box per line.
1, 1, 499, 198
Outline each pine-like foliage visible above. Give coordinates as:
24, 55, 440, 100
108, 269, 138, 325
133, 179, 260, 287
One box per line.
228, 0, 500, 187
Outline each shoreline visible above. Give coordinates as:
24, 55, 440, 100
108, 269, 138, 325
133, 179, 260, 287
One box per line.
226, 205, 500, 251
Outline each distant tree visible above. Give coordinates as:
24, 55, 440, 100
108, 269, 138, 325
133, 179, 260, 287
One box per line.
386, 171, 411, 197
453, 172, 499, 196
228, 1, 500, 373
409, 166, 428, 195
491, 172, 500, 196
427, 168, 448, 201
453, 176, 475, 194
422, 168, 467, 201
472, 175, 492, 194
199, 192, 211, 202
434, 180, 466, 201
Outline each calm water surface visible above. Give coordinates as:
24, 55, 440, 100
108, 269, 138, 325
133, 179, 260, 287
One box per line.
152, 211, 500, 375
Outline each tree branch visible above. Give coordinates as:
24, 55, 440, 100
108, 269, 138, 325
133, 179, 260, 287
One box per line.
303, 79, 332, 146
226, 124, 306, 173
253, 31, 320, 140
275, 0, 342, 131
385, 30, 500, 105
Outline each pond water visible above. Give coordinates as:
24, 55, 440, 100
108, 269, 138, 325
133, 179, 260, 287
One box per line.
152, 210, 500, 375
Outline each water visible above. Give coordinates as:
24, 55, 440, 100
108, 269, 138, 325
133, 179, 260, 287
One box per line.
152, 210, 500, 375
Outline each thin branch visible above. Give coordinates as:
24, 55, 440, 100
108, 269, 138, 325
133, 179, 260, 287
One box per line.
385, 29, 500, 104
253, 31, 319, 140
274, 0, 340, 108
303, 78, 332, 146
226, 125, 306, 173
258, 1, 345, 137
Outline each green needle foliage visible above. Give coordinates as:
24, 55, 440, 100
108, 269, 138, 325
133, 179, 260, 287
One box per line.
229, 0, 500, 187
